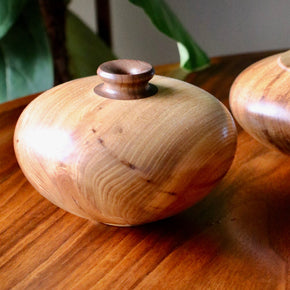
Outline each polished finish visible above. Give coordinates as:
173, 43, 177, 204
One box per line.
230, 50, 290, 154
14, 60, 237, 226
95, 59, 157, 99
1, 51, 289, 289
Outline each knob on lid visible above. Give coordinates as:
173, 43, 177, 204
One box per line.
94, 59, 158, 100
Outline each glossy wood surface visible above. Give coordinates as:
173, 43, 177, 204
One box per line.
1, 51, 289, 289
230, 50, 290, 154
14, 67, 236, 226
95, 59, 157, 99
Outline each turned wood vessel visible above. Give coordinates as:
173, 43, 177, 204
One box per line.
230, 50, 290, 154
14, 59, 237, 226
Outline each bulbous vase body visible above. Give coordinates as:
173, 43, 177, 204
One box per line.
15, 61, 237, 226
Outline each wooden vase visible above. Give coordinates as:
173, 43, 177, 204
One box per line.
230, 50, 290, 154
14, 59, 237, 226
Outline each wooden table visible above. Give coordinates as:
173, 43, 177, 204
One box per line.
0, 51, 289, 289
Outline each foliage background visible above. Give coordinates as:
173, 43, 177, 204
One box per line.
0, 0, 209, 103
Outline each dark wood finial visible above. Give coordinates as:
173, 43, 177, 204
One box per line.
94, 59, 158, 100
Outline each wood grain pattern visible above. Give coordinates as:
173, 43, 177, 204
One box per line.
1, 51, 289, 289
230, 50, 290, 154
14, 67, 237, 226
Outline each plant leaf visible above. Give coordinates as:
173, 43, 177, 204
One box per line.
0, 0, 53, 102
129, 0, 210, 71
66, 10, 116, 79
0, 0, 28, 39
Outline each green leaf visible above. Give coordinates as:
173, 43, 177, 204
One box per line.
129, 0, 210, 71
0, 0, 28, 39
0, 0, 53, 102
66, 10, 116, 79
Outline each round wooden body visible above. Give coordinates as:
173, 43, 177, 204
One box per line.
14, 72, 237, 226
230, 50, 290, 154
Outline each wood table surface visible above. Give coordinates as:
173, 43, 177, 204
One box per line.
0, 51, 289, 290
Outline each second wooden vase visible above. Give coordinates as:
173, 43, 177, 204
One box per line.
230, 50, 290, 154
